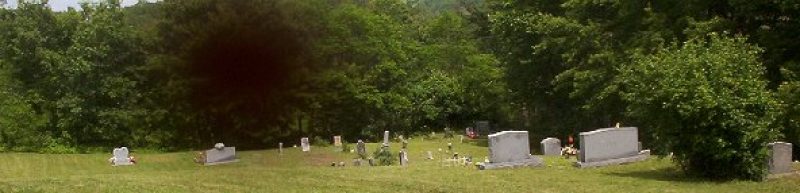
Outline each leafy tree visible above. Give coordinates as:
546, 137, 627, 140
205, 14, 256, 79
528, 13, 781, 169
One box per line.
620, 34, 781, 180
151, 0, 327, 148
0, 1, 152, 152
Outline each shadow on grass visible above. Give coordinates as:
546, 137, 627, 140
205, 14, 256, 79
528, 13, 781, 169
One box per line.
604, 166, 730, 184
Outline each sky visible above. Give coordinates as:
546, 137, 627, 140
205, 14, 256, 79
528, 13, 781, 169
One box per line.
3, 0, 153, 11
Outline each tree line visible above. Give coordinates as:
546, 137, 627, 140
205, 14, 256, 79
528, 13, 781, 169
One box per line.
0, 0, 798, 180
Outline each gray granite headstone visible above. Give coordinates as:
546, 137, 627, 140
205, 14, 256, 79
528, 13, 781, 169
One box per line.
478, 131, 542, 170
475, 121, 490, 136
111, 147, 133, 166
356, 140, 367, 159
204, 145, 238, 165
576, 127, 649, 168
399, 150, 409, 166
768, 142, 793, 174
301, 137, 310, 152
540, 137, 561, 156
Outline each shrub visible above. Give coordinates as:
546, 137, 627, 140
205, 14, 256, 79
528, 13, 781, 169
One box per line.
372, 146, 395, 166
620, 34, 781, 180
778, 80, 800, 160
312, 136, 331, 147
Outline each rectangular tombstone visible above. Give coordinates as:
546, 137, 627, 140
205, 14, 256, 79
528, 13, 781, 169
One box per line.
333, 136, 342, 147
479, 131, 542, 170
205, 147, 238, 165
383, 131, 390, 146
577, 127, 649, 168
112, 147, 133, 166
475, 121, 490, 136
768, 142, 793, 174
301, 137, 310, 152
540, 137, 561, 156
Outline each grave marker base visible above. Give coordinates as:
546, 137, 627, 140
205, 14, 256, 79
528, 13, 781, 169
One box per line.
204, 159, 240, 166
478, 157, 543, 170
575, 150, 649, 168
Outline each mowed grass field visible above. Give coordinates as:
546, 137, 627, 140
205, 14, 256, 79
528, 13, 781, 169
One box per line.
0, 137, 798, 193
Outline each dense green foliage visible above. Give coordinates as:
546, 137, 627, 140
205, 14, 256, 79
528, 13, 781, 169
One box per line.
486, 0, 800, 179
0, 0, 510, 151
621, 35, 780, 180
1, 0, 799, 180
0, 2, 151, 152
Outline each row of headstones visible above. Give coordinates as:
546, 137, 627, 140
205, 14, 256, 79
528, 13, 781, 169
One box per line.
111, 143, 238, 166
479, 127, 794, 175
285, 131, 411, 167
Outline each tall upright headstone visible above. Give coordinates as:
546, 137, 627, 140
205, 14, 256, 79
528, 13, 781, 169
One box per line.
576, 127, 650, 168
333, 136, 342, 147
478, 131, 542, 170
475, 121, 490, 136
301, 137, 310, 152
356, 140, 367, 159
279, 142, 283, 154
333, 136, 343, 152
383, 131, 390, 146
768, 142, 793, 175
540, 137, 561, 156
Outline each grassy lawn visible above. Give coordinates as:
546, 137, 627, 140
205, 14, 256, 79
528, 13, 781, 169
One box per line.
0, 137, 798, 193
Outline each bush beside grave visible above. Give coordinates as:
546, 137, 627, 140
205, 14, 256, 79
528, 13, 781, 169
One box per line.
373, 147, 395, 166
620, 34, 781, 180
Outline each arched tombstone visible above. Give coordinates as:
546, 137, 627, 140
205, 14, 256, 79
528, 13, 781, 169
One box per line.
111, 147, 133, 166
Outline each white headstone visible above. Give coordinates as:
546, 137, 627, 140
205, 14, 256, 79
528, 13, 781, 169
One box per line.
333, 136, 342, 147
540, 137, 561, 156
111, 147, 133, 166
383, 131, 390, 146
427, 151, 434, 160
279, 142, 283, 154
301, 137, 310, 152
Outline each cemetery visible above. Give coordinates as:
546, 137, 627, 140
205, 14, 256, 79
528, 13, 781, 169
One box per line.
0, 132, 798, 192
1, 0, 800, 192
